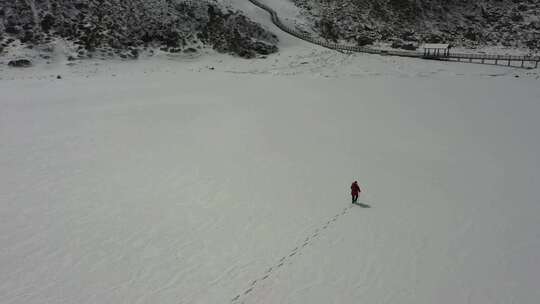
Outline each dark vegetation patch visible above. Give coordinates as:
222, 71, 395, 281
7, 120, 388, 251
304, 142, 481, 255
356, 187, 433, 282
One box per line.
0, 0, 278, 59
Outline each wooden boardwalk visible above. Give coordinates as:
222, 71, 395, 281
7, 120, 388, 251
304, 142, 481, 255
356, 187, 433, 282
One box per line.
247, 0, 540, 69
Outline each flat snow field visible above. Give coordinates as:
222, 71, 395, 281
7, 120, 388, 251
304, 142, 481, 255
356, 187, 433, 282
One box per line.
2, 48, 540, 304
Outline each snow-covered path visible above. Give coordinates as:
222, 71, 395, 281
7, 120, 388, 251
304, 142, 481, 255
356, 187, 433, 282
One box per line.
224, 0, 311, 49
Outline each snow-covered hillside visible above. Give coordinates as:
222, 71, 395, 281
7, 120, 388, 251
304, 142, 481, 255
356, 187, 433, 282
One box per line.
0, 0, 278, 62
1, 1, 540, 304
292, 0, 540, 52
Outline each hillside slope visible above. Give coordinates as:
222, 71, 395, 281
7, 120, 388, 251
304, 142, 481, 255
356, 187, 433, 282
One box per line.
292, 0, 540, 51
0, 0, 278, 61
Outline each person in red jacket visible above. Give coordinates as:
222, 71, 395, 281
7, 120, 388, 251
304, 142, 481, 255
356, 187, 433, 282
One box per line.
351, 181, 361, 203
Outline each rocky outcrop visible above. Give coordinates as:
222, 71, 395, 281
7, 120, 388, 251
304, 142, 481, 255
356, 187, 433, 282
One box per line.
0, 0, 278, 59
292, 0, 540, 51
8, 59, 32, 67
200, 5, 278, 59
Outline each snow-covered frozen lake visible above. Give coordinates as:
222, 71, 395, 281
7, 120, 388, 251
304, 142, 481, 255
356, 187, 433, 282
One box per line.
2, 53, 539, 304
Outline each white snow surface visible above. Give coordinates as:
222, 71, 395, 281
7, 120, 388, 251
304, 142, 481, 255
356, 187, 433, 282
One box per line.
2, 2, 540, 304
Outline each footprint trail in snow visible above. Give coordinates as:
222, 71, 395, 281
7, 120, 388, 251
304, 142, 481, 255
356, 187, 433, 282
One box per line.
231, 205, 356, 303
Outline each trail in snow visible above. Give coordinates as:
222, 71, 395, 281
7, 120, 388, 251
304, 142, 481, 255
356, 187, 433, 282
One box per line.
231, 204, 357, 303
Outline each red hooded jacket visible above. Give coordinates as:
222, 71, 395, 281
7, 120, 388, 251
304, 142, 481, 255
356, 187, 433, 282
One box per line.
351, 182, 361, 196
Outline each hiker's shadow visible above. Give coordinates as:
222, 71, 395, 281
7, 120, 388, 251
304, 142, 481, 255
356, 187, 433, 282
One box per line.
353, 202, 371, 208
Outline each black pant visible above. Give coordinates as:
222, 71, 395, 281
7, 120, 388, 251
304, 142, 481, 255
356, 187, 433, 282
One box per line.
352, 194, 358, 203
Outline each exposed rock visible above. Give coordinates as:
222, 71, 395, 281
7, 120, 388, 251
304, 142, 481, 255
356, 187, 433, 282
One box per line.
8, 59, 32, 67
130, 49, 139, 59
5, 25, 20, 35
251, 41, 278, 55
200, 6, 278, 58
